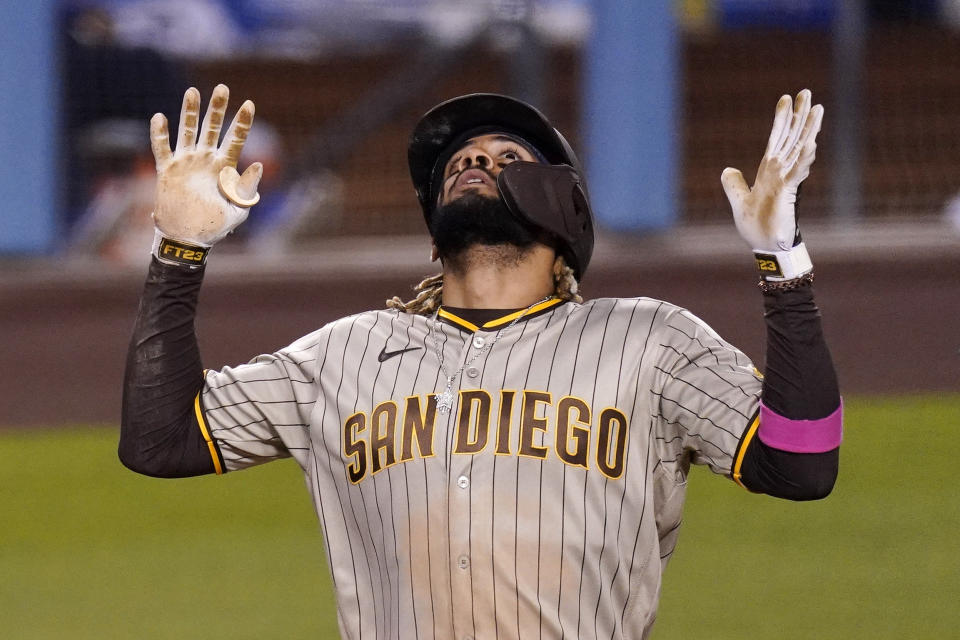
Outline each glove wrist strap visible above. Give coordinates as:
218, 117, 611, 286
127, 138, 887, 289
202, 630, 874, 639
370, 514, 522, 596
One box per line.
753, 242, 813, 281
152, 230, 210, 269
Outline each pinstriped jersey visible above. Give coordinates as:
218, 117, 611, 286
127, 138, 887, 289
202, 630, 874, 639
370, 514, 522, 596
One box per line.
200, 296, 762, 640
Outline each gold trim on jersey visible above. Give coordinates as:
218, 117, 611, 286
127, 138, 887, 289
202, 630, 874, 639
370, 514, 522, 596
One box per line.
437, 297, 564, 332
732, 411, 761, 489
437, 308, 480, 332
194, 391, 223, 475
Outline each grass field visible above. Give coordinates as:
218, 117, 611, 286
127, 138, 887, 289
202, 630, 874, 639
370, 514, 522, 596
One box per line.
3, 394, 958, 639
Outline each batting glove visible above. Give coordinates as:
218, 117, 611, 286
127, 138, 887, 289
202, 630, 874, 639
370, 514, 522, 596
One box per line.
149, 84, 262, 268
721, 89, 823, 281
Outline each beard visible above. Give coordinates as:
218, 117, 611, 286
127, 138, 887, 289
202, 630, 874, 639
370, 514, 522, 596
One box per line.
429, 192, 540, 273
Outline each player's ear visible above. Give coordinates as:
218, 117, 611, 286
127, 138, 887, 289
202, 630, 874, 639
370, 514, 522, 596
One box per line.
430, 244, 439, 262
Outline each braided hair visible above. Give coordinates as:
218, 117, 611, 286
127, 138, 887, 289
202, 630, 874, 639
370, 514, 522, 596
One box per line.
386, 254, 582, 315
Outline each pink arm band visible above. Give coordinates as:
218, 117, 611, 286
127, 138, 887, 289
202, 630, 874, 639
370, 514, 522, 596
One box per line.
757, 400, 843, 453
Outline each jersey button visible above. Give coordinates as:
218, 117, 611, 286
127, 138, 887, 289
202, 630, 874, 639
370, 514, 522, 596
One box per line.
466, 366, 479, 378
457, 475, 469, 489
458, 555, 470, 570
472, 336, 485, 349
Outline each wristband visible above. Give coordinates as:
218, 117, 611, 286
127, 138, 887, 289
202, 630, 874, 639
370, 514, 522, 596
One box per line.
152, 230, 210, 268
757, 271, 814, 293
753, 242, 813, 281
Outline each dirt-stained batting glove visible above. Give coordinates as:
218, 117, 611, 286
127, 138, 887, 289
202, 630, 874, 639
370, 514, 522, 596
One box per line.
721, 89, 823, 281
149, 84, 262, 268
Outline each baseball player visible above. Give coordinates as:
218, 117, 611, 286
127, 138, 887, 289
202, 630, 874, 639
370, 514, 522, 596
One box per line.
120, 85, 842, 639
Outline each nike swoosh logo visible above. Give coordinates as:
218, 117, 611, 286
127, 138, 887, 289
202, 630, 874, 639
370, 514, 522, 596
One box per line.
377, 346, 422, 363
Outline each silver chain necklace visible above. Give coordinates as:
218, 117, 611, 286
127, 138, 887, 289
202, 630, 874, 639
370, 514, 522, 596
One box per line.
431, 296, 552, 414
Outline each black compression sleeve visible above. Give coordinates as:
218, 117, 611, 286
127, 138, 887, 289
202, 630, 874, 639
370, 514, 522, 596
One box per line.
759, 282, 839, 419
118, 257, 223, 478
738, 282, 841, 500
739, 438, 839, 501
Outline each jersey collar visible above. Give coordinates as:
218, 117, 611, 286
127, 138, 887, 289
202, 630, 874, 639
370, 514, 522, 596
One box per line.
436, 297, 565, 333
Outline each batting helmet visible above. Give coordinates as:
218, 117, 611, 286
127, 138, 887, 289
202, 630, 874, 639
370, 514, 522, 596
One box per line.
408, 93, 595, 279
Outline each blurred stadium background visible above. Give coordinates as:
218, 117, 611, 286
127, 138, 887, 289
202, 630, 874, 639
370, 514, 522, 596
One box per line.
2, 0, 959, 638
4, 0, 960, 256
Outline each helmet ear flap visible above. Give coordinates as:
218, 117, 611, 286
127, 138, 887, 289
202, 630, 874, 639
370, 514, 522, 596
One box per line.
497, 162, 595, 279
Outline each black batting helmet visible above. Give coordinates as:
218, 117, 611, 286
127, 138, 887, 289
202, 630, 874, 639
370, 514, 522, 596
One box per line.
408, 93, 595, 279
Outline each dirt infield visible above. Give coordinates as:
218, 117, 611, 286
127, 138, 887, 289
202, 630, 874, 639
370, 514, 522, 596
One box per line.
3, 224, 958, 427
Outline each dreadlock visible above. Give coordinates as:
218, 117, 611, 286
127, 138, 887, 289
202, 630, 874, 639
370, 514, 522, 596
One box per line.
386, 254, 583, 315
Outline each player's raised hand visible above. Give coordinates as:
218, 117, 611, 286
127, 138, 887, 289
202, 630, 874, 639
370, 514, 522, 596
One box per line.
150, 84, 262, 253
721, 90, 823, 256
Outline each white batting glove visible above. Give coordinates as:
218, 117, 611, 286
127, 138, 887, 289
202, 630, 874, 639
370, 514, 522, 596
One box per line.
149, 84, 262, 267
721, 89, 823, 281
